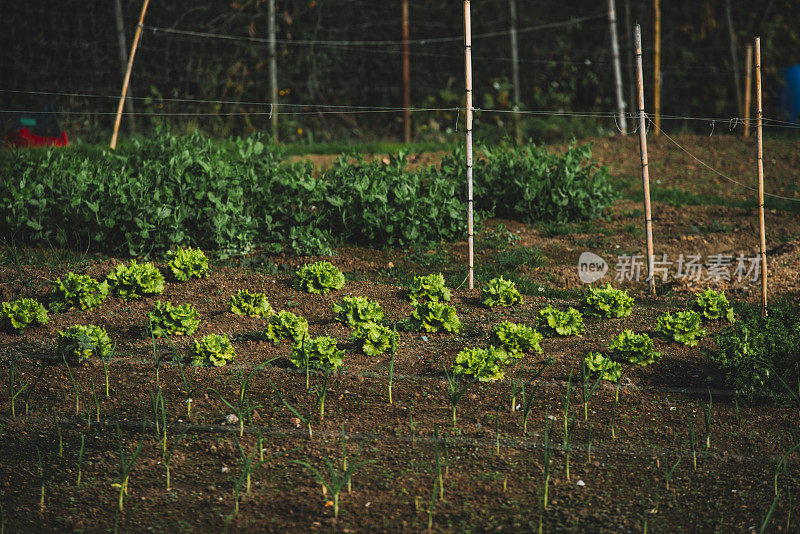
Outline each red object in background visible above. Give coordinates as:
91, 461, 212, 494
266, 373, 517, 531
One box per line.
4, 127, 69, 148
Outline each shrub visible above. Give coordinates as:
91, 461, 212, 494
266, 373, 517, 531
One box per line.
191, 334, 236, 367
1, 298, 49, 332
655, 311, 706, 347
51, 272, 109, 311
490, 322, 543, 357
407, 273, 451, 304
105, 260, 165, 300
57, 324, 112, 363
290, 335, 344, 371
481, 276, 524, 308
404, 301, 462, 333
453, 346, 511, 382
264, 311, 309, 343
584, 352, 623, 382
582, 283, 633, 318
148, 300, 200, 337
331, 296, 384, 327
607, 330, 662, 366
537, 306, 584, 336
228, 290, 273, 317
166, 246, 210, 281
708, 300, 800, 396
293, 261, 345, 294
351, 322, 398, 356
689, 289, 735, 323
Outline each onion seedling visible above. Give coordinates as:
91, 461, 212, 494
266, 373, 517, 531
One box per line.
520, 382, 539, 435
100, 342, 115, 397
509, 379, 521, 413
541, 417, 553, 510
425, 477, 438, 533
76, 433, 85, 487
114, 423, 145, 512
88, 375, 101, 423
564, 416, 575, 481
433, 426, 449, 501
61, 355, 81, 416
580, 357, 608, 420
775, 441, 800, 496
36, 447, 45, 512
702, 388, 713, 449
688, 420, 697, 470
270, 381, 314, 439
664, 457, 681, 491
388, 323, 398, 404
442, 364, 479, 428
55, 416, 63, 458
175, 352, 202, 417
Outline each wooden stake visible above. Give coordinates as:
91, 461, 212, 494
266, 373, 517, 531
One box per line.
608, 0, 627, 134
464, 0, 474, 290
269, 0, 278, 140
509, 0, 522, 144
110, 0, 150, 150
402, 0, 411, 143
755, 37, 768, 317
635, 25, 656, 295
653, 0, 661, 136
743, 44, 753, 139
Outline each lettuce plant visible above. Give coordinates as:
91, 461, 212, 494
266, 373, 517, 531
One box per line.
166, 246, 210, 281
607, 330, 662, 366
148, 300, 200, 337
51, 272, 109, 311
481, 276, 524, 308
191, 333, 236, 367
228, 290, 273, 317
1, 298, 49, 332
105, 260, 165, 300
537, 306, 584, 336
453, 346, 511, 382
57, 324, 112, 363
290, 335, 344, 371
690, 289, 735, 323
293, 261, 345, 294
490, 322, 543, 357
582, 283, 633, 318
264, 311, 309, 343
655, 311, 706, 347
408, 273, 451, 304
583, 352, 623, 382
351, 322, 398, 356
404, 301, 461, 333
331, 296, 384, 327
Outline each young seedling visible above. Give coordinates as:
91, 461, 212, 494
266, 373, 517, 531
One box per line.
6, 358, 25, 418
61, 355, 81, 416
564, 416, 576, 481
270, 381, 314, 439
774, 441, 800, 496
55, 416, 63, 458
520, 382, 540, 436
541, 417, 554, 510
388, 325, 398, 404
211, 362, 271, 437
580, 357, 609, 420
36, 447, 45, 513
114, 423, 145, 512
563, 368, 574, 443
175, 350, 202, 417
664, 456, 681, 491
99, 342, 116, 397
88, 375, 101, 423
688, 420, 697, 471
442, 364, 479, 428
586, 423, 594, 464
432, 426, 449, 501
495, 409, 501, 456
76, 433, 86, 487
425, 477, 438, 533
702, 388, 713, 449
509, 379, 521, 413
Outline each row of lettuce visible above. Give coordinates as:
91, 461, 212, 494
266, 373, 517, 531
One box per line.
0, 130, 615, 257
2, 246, 796, 396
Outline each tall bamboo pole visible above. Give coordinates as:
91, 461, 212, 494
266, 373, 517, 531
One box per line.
635, 25, 656, 295
509, 0, 522, 144
464, 0, 474, 289
755, 37, 768, 317
402, 0, 411, 143
269, 0, 278, 140
743, 44, 753, 139
113, 0, 136, 134
652, 0, 661, 136
110, 0, 150, 150
608, 0, 627, 134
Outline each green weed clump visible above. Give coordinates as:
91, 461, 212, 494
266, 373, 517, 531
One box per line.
166, 246, 209, 281
1, 298, 49, 332
192, 334, 236, 367
351, 322, 398, 356
404, 301, 461, 333
453, 346, 511, 382
408, 273, 451, 304
294, 261, 345, 294
481, 276, 524, 308
51, 272, 109, 311
490, 322, 543, 357
148, 301, 200, 337
537, 306, 584, 336
690, 289, 735, 323
582, 283, 633, 318
331, 296, 384, 327
264, 311, 309, 343
57, 325, 112, 363
290, 336, 344, 371
655, 310, 706, 347
228, 290, 273, 317
105, 260, 165, 300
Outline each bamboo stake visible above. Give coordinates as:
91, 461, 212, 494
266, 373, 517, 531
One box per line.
110, 0, 150, 150
269, 0, 278, 140
653, 0, 661, 136
509, 0, 522, 144
635, 25, 656, 295
755, 37, 768, 317
402, 0, 411, 143
608, 0, 627, 134
743, 44, 753, 139
464, 0, 474, 290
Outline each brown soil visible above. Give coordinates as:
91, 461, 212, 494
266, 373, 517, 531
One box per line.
1, 134, 799, 533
